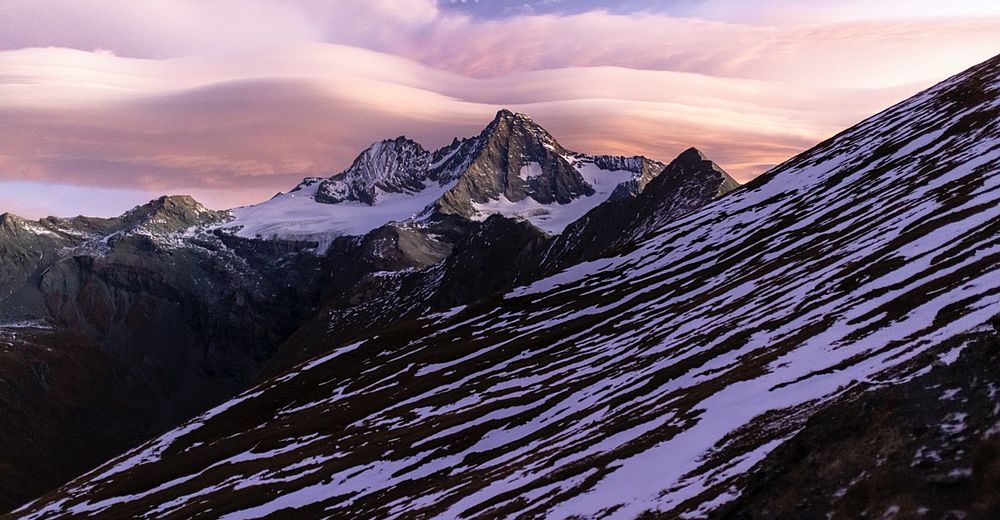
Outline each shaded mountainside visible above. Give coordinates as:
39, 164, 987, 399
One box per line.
0, 197, 327, 510
714, 320, 1000, 520
0, 325, 157, 514
15, 54, 1000, 519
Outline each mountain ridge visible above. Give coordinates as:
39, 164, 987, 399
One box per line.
226, 109, 716, 240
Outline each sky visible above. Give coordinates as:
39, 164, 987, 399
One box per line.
2, 1, 1000, 218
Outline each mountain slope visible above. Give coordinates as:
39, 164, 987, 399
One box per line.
0, 196, 327, 512
15, 54, 1000, 519
539, 147, 739, 274
714, 324, 1000, 519
262, 147, 735, 372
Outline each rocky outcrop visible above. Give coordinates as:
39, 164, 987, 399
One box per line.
715, 323, 1000, 520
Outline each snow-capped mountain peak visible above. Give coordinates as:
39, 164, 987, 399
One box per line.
316, 136, 432, 205
224, 109, 733, 242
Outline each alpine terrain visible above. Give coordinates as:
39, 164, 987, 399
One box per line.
6, 52, 1000, 519
0, 110, 735, 514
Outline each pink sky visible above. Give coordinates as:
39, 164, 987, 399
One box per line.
2, 0, 1000, 217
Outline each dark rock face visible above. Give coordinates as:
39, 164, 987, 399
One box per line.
434, 110, 595, 217
539, 147, 740, 274
433, 214, 551, 308
0, 197, 326, 510
714, 323, 1000, 520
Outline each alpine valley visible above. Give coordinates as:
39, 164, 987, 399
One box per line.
2, 53, 1000, 520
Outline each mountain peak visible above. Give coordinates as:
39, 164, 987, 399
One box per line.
663, 147, 739, 194
485, 108, 550, 139
316, 137, 432, 205
433, 109, 594, 218
121, 195, 225, 235
676, 147, 709, 162
492, 108, 518, 120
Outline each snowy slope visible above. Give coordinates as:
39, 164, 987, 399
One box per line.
226, 177, 454, 244
471, 156, 648, 234
16, 56, 1000, 520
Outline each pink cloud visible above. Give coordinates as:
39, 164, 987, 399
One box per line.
0, 44, 923, 217
2, 2, 999, 217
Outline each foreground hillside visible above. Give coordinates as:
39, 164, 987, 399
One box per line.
14, 53, 1000, 519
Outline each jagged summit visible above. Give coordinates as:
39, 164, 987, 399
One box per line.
316, 137, 432, 205
432, 108, 593, 218
0, 212, 24, 229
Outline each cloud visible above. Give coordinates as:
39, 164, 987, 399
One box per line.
687, 0, 1000, 24
0, 43, 926, 218
352, 10, 1000, 89
0, 0, 322, 58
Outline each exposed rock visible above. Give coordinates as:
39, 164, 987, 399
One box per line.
316, 137, 432, 205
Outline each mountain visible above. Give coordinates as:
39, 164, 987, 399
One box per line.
540, 146, 740, 274
226, 109, 672, 241
0, 118, 735, 513
263, 146, 738, 371
0, 196, 327, 511
14, 54, 1000, 519
315, 137, 434, 205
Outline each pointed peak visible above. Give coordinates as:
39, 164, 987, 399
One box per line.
121, 195, 224, 234
490, 109, 536, 125
661, 148, 741, 196
494, 108, 516, 120
674, 147, 709, 163
481, 109, 557, 147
